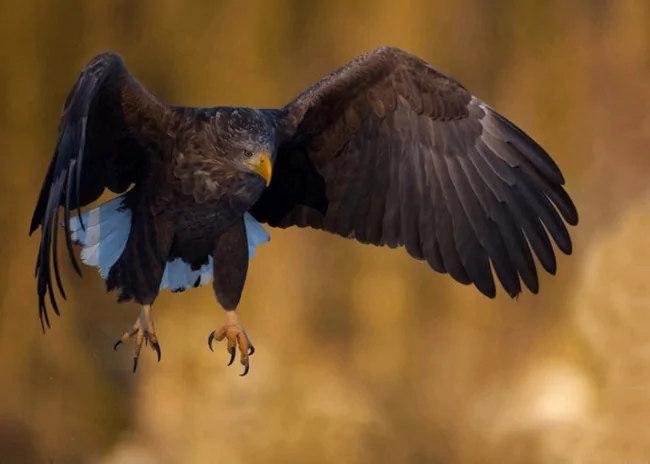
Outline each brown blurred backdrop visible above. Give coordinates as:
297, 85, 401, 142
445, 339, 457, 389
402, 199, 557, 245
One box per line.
1, 0, 650, 463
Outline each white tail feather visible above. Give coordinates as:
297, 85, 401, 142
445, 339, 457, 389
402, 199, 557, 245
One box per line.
244, 212, 271, 259
160, 256, 213, 292
69, 196, 131, 279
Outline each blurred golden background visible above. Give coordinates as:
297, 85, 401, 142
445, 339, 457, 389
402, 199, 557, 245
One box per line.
1, 0, 650, 463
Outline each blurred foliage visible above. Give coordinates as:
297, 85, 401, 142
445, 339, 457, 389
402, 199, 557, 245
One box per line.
1, 0, 649, 463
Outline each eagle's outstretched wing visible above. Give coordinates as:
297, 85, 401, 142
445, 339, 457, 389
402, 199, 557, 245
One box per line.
253, 47, 578, 298
29, 51, 167, 330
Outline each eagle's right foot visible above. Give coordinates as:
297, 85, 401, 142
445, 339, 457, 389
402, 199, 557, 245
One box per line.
113, 304, 161, 373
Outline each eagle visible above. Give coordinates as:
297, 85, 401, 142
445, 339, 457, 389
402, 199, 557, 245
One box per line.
30, 47, 578, 375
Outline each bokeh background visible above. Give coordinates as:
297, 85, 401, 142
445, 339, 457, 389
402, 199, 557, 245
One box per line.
1, 0, 649, 463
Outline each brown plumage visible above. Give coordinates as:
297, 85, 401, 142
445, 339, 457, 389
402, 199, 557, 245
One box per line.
30, 47, 578, 374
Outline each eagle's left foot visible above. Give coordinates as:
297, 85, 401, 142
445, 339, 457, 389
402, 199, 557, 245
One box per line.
113, 304, 161, 373
208, 310, 255, 376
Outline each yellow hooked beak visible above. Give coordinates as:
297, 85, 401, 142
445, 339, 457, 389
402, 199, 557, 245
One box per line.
244, 152, 272, 186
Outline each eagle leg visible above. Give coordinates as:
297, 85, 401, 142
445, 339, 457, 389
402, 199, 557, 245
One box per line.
113, 304, 161, 373
208, 310, 255, 376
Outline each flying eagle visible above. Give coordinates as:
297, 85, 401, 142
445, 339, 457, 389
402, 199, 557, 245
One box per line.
30, 47, 578, 375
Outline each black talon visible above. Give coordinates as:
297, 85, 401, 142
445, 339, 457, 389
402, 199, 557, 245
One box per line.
227, 346, 236, 366
132, 357, 139, 373
208, 331, 216, 352
240, 361, 250, 377
152, 342, 161, 362
113, 340, 122, 351
248, 345, 255, 356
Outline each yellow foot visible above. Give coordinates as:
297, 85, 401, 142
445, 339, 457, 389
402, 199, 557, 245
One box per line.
208, 310, 255, 376
113, 305, 161, 373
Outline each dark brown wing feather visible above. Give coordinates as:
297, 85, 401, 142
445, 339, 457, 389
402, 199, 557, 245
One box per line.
29, 51, 167, 330
252, 47, 578, 298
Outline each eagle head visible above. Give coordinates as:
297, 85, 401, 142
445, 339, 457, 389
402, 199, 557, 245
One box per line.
219, 108, 275, 187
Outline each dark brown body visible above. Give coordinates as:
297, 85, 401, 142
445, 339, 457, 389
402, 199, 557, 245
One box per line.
105, 106, 274, 306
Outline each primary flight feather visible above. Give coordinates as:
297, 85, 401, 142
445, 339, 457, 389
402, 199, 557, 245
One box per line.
30, 47, 578, 374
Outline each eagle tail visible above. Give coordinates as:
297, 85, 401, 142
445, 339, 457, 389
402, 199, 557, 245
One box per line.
68, 195, 131, 280
69, 198, 271, 300
159, 213, 271, 293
